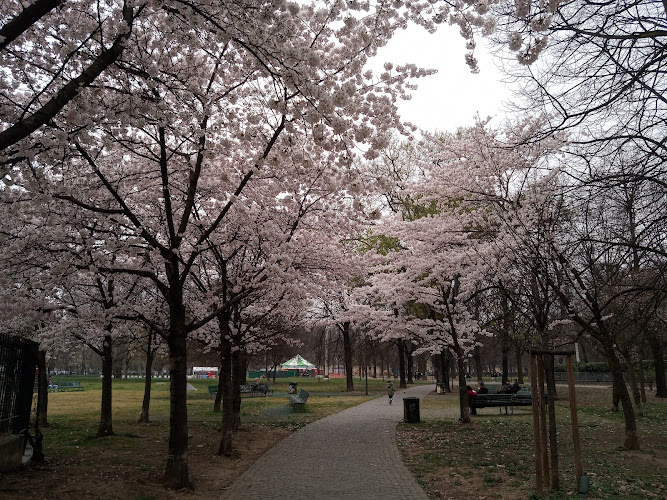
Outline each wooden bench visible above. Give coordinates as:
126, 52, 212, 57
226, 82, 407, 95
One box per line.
57, 381, 84, 391
289, 389, 309, 410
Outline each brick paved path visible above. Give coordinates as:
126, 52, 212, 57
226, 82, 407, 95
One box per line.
222, 384, 434, 500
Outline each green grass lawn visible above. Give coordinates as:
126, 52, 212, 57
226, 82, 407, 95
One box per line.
42, 374, 417, 458
34, 376, 667, 500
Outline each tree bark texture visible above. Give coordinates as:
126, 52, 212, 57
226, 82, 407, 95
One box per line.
456, 352, 470, 423
623, 353, 643, 416
544, 354, 559, 490
406, 342, 414, 384
398, 340, 407, 388
342, 321, 354, 392
213, 368, 223, 413
218, 343, 233, 455
608, 354, 640, 449
515, 343, 524, 384
649, 334, 667, 397
163, 314, 192, 490
232, 349, 245, 431
501, 330, 510, 383
97, 334, 114, 437
138, 333, 154, 423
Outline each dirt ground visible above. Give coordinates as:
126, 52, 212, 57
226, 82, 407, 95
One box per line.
0, 424, 291, 500
398, 390, 667, 500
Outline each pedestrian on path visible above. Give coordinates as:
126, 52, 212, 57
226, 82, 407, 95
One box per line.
387, 380, 395, 404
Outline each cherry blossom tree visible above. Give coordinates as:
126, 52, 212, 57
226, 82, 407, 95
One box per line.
0, 0, 143, 161
2, 0, 436, 489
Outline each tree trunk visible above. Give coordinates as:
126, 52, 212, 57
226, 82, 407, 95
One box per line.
398, 340, 407, 388
97, 334, 114, 437
113, 361, 122, 380
163, 308, 192, 490
501, 330, 510, 384
217, 332, 233, 456
649, 333, 667, 397
608, 354, 640, 449
213, 365, 223, 413
37, 350, 48, 428
473, 346, 483, 381
623, 352, 643, 416
443, 352, 451, 391
406, 342, 414, 384
544, 353, 559, 490
232, 349, 245, 431
138, 334, 154, 424
456, 351, 470, 423
435, 353, 445, 384
342, 321, 354, 392
515, 342, 524, 384
639, 357, 647, 404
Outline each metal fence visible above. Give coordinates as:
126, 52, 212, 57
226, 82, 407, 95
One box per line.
0, 333, 39, 435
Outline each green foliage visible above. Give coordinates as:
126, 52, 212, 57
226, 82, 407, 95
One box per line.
406, 300, 431, 319
403, 196, 439, 220
355, 229, 402, 255
554, 361, 610, 373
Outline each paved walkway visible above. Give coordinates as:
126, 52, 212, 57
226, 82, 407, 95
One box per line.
222, 384, 435, 500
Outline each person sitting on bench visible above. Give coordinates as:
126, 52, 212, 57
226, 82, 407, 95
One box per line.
466, 385, 478, 415
507, 379, 521, 394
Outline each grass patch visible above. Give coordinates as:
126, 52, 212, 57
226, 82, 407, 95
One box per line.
399, 385, 667, 499
2, 374, 400, 499
31, 376, 404, 453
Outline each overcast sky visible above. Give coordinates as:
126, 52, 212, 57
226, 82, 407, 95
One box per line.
371, 24, 513, 133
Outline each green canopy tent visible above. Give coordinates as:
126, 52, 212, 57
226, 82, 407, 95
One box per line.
281, 354, 316, 371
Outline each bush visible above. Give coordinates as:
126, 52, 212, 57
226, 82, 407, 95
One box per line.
555, 360, 656, 374
554, 361, 610, 373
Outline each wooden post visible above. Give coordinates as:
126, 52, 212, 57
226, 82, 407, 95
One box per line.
536, 354, 550, 490
530, 354, 544, 495
567, 354, 584, 491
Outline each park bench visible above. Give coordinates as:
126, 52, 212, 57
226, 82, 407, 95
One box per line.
470, 388, 540, 414
241, 384, 274, 397
57, 381, 84, 391
288, 389, 309, 410
208, 384, 273, 398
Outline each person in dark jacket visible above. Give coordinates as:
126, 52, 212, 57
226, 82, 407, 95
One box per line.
386, 380, 395, 404
506, 379, 521, 394
477, 381, 489, 394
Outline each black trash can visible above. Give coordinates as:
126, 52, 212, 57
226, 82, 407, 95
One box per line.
288, 382, 298, 394
403, 397, 420, 423
436, 383, 447, 394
